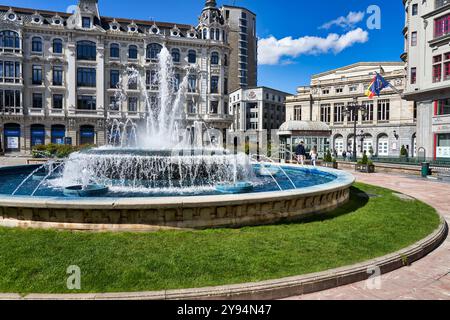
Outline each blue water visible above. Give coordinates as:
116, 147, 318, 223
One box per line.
0, 164, 336, 198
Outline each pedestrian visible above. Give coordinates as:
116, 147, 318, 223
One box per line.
295, 141, 306, 166
310, 147, 318, 167
342, 150, 347, 162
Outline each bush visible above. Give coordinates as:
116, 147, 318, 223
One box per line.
324, 150, 333, 163
400, 145, 408, 158
32, 144, 95, 159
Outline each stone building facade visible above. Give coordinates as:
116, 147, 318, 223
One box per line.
285, 62, 417, 158
0, 0, 256, 154
402, 0, 450, 160
229, 86, 289, 132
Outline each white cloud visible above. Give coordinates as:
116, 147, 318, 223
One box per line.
258, 28, 369, 66
319, 11, 365, 30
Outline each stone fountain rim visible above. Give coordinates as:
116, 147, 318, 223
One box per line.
0, 164, 355, 209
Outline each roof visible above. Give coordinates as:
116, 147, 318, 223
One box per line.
311, 61, 405, 79
0, 5, 193, 30
279, 121, 331, 132
221, 5, 256, 17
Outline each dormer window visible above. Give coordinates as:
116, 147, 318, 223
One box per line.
33, 17, 40, 23
7, 13, 16, 21
151, 27, 159, 34
54, 19, 61, 25
82, 17, 91, 29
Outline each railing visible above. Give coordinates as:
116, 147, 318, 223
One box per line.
369, 156, 450, 167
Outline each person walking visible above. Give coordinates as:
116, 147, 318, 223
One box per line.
310, 147, 318, 167
295, 141, 306, 166
342, 150, 347, 162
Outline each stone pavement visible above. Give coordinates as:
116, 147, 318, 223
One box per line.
287, 171, 450, 300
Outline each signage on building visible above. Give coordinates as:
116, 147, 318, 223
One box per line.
6, 137, 19, 149
248, 91, 257, 100
436, 147, 450, 158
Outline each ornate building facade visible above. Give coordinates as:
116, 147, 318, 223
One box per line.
285, 62, 417, 158
402, 0, 450, 160
0, 0, 252, 154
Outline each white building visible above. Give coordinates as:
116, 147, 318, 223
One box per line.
285, 62, 417, 158
402, 0, 450, 160
229, 87, 289, 132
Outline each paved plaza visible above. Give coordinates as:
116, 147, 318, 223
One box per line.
287, 171, 450, 300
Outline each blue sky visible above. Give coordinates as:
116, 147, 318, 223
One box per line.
3, 0, 405, 93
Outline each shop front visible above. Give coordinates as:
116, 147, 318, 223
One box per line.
3, 123, 21, 152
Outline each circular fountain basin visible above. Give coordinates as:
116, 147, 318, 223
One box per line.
0, 163, 354, 232
215, 182, 254, 194
63, 185, 109, 198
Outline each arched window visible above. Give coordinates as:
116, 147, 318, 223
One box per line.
146, 43, 162, 60
110, 43, 120, 58
211, 52, 219, 65
128, 45, 138, 59
377, 134, 389, 156
30, 124, 45, 147
31, 37, 42, 52
188, 50, 196, 64
215, 29, 220, 41
202, 29, 207, 40
210, 28, 215, 40
51, 125, 66, 145
171, 48, 180, 63
80, 125, 95, 145
0, 30, 20, 48
77, 41, 96, 61
52, 39, 62, 54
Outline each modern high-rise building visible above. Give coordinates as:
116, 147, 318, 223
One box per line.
222, 5, 257, 92
402, 0, 450, 160
0, 0, 259, 154
285, 62, 417, 158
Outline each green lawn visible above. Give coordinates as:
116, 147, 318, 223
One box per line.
0, 183, 440, 294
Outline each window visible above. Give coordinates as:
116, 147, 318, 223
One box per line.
433, 55, 443, 82
171, 48, 180, 63
378, 99, 390, 121
241, 12, 247, 19
32, 93, 43, 108
333, 103, 345, 123
412, 4, 418, 16
224, 54, 228, 66
77, 41, 96, 60
411, 31, 417, 46
77, 68, 96, 87
294, 106, 302, 121
411, 67, 417, 84
110, 70, 120, 88
202, 29, 207, 40
173, 74, 180, 91
80, 125, 95, 145
436, 99, 450, 115
0, 30, 20, 49
110, 43, 120, 58
1, 61, 21, 83
53, 94, 63, 109
210, 101, 219, 114
211, 76, 219, 94
434, 13, 450, 38
320, 104, 331, 123
147, 43, 162, 60
335, 88, 343, 94
77, 95, 96, 110
216, 29, 220, 41
188, 50, 196, 64
128, 97, 138, 112
128, 45, 138, 59
51, 125, 65, 144
224, 78, 228, 95
52, 66, 63, 86
82, 17, 91, 28
31, 37, 42, 53
188, 75, 196, 93
362, 101, 374, 122
378, 135, 389, 156
31, 125, 45, 147
32, 65, 42, 85
349, 85, 358, 92
322, 89, 330, 95
211, 52, 219, 65
53, 39, 63, 53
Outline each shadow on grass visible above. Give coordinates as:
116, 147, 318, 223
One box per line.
273, 186, 370, 226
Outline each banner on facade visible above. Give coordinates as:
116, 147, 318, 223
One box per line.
436, 147, 450, 158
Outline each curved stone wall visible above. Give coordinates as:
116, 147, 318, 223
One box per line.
0, 165, 355, 232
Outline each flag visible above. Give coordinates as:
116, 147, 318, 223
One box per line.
365, 73, 391, 99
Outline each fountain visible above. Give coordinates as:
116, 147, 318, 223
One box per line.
0, 45, 355, 231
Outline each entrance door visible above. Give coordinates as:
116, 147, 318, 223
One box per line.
4, 124, 21, 152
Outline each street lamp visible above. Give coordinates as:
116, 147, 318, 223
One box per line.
344, 97, 368, 162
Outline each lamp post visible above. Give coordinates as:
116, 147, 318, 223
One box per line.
344, 97, 368, 162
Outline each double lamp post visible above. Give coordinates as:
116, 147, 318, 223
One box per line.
343, 97, 368, 163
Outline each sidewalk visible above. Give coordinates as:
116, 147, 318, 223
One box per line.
287, 171, 450, 300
